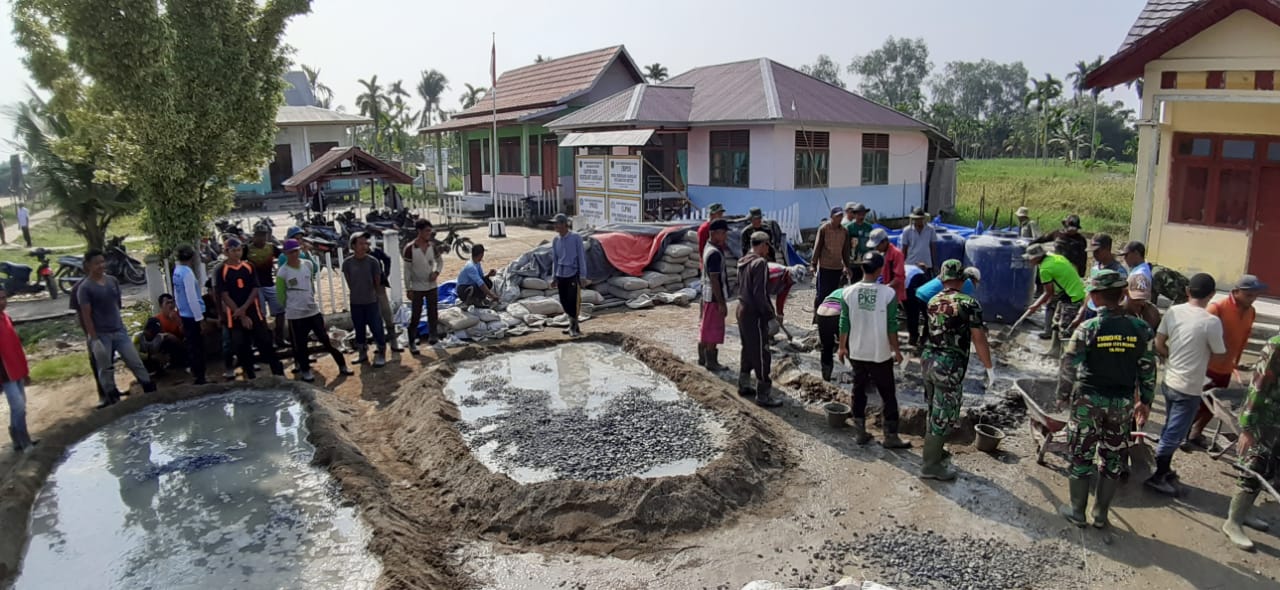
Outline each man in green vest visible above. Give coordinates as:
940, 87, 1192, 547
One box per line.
1023, 243, 1087, 356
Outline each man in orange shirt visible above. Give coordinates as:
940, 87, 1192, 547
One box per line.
868, 228, 906, 303
1187, 275, 1266, 449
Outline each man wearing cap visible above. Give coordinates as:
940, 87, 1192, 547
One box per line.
699, 219, 731, 372
403, 218, 444, 352
551, 213, 588, 338
1124, 272, 1162, 331
1146, 273, 1227, 496
811, 207, 852, 320
278, 227, 320, 283
697, 203, 726, 260
843, 202, 874, 280
1221, 333, 1280, 551
1188, 275, 1268, 448
915, 266, 980, 305
1068, 234, 1129, 331
900, 207, 938, 275
1032, 215, 1088, 277
738, 231, 783, 407
740, 207, 777, 263
920, 259, 994, 480
214, 238, 285, 380
868, 228, 906, 303
838, 250, 910, 448
1016, 207, 1041, 239
1023, 243, 1087, 353
1057, 269, 1157, 528
277, 238, 353, 382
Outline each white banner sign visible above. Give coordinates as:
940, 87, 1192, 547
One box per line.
575, 156, 606, 191
606, 156, 642, 194
608, 195, 642, 224
578, 193, 607, 227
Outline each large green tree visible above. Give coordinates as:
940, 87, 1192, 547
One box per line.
800, 55, 846, 89
12, 0, 311, 254
848, 37, 931, 113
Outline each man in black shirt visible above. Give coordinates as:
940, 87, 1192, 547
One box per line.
214, 239, 283, 380
739, 207, 778, 262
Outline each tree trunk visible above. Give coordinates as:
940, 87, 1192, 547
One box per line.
1090, 97, 1099, 161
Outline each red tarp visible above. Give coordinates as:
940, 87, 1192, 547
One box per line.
593, 225, 692, 277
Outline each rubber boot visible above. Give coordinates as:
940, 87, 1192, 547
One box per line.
705, 349, 726, 372
919, 435, 957, 481
755, 381, 783, 408
737, 371, 755, 397
1091, 477, 1120, 529
1047, 332, 1063, 359
882, 420, 912, 449
1222, 490, 1258, 551
697, 345, 707, 367
852, 418, 874, 445
821, 363, 833, 382
1059, 477, 1091, 527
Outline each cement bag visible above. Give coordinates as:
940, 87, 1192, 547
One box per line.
682, 231, 699, 245
474, 308, 501, 323
498, 276, 522, 304
581, 289, 605, 305
681, 268, 699, 279
439, 307, 480, 332
677, 287, 698, 301
608, 275, 649, 291
524, 313, 547, 327
522, 296, 564, 316
640, 271, 670, 289
521, 277, 550, 290
485, 320, 507, 332
649, 261, 685, 274
684, 278, 701, 289
499, 312, 523, 328
684, 258, 701, 269
664, 244, 694, 259
507, 302, 531, 320
467, 324, 489, 339
520, 288, 544, 299
661, 253, 689, 265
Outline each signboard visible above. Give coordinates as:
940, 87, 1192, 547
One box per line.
606, 156, 642, 194
575, 156, 606, 191
577, 193, 607, 228
607, 195, 642, 224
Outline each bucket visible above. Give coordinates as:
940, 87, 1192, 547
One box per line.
974, 424, 1006, 453
824, 402, 851, 428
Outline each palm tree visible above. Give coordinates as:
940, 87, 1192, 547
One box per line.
302, 64, 333, 108
643, 63, 668, 83
1023, 74, 1063, 165
534, 54, 552, 63
1068, 57, 1106, 160
356, 76, 390, 152
460, 83, 487, 109
416, 69, 449, 128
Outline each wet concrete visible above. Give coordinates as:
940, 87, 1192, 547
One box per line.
14, 390, 380, 590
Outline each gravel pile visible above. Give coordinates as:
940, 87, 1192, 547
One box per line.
455, 376, 724, 481
816, 526, 1075, 589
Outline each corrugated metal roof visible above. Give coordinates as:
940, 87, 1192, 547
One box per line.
421, 105, 567, 133
561, 130, 654, 147
276, 106, 371, 127
1119, 0, 1205, 51
548, 58, 927, 131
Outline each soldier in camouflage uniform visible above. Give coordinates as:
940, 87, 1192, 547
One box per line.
920, 259, 995, 481
1222, 334, 1280, 551
1057, 269, 1157, 528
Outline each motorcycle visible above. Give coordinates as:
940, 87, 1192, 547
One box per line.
55, 235, 146, 293
1, 248, 56, 298
434, 226, 474, 260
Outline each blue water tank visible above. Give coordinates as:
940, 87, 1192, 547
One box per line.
964, 233, 1035, 324
934, 229, 966, 268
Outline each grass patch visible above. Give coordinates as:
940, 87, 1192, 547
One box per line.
24, 213, 145, 251
29, 354, 92, 381
947, 159, 1136, 240
17, 316, 80, 350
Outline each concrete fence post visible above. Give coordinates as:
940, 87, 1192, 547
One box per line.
144, 254, 165, 313
386, 232, 403, 306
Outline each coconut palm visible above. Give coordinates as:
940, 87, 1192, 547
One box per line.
644, 63, 668, 83
460, 83, 487, 109
1068, 57, 1106, 160
534, 54, 552, 63
302, 64, 333, 108
356, 75, 391, 152
1023, 74, 1063, 165
417, 69, 449, 128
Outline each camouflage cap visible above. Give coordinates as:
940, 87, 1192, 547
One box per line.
938, 259, 965, 281
1087, 269, 1127, 292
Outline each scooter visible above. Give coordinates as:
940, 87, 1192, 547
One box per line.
0, 249, 56, 298
54, 236, 146, 293
434, 225, 474, 260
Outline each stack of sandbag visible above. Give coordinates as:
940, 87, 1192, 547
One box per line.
605, 274, 652, 301
641, 243, 695, 295
518, 276, 559, 299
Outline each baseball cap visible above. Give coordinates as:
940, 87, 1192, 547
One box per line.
866, 228, 889, 248
1234, 274, 1268, 292
1119, 241, 1146, 257
749, 207, 763, 219
938, 259, 965, 281
708, 218, 729, 232
1127, 273, 1151, 301
750, 231, 771, 245
552, 213, 570, 225
1087, 269, 1126, 292
1088, 233, 1113, 252
1015, 206, 1030, 217
861, 250, 885, 272
1021, 243, 1048, 260
225, 237, 242, 249
708, 203, 725, 214
283, 239, 302, 252
286, 226, 305, 239
830, 206, 843, 217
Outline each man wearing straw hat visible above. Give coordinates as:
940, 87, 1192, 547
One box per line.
1015, 206, 1040, 239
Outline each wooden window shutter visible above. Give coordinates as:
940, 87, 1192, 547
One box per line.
795, 131, 830, 149
862, 133, 889, 150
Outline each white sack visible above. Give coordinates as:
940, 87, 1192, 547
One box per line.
521, 277, 550, 290
608, 275, 650, 291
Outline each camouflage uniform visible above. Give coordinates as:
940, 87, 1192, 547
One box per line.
1237, 335, 1280, 493
1060, 305, 1157, 480
922, 287, 985, 437
1151, 264, 1190, 305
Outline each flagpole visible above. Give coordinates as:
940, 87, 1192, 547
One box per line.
490, 32, 499, 220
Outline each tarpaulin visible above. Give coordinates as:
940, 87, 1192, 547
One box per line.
592, 222, 700, 276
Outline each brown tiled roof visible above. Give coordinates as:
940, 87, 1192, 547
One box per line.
1119, 0, 1204, 52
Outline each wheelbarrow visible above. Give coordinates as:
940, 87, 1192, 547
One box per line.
1201, 387, 1248, 460
1014, 378, 1158, 466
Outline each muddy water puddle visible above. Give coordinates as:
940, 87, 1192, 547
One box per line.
445, 342, 727, 483
15, 390, 380, 590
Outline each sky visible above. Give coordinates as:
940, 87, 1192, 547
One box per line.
0, 0, 1149, 158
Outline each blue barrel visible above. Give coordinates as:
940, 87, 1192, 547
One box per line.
964, 233, 1035, 324
934, 229, 966, 268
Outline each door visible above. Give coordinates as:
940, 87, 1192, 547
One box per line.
1248, 167, 1280, 295
268, 144, 293, 192
541, 138, 558, 192
468, 140, 483, 193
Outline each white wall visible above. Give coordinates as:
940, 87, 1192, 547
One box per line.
887, 131, 929, 186
686, 125, 779, 189
273, 125, 351, 174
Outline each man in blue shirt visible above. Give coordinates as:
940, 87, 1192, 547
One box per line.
1121, 241, 1152, 284
914, 267, 979, 304
457, 244, 498, 307
172, 246, 208, 384
551, 214, 588, 338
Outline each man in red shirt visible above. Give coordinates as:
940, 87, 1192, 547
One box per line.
1187, 275, 1266, 448
868, 228, 906, 302
696, 203, 725, 260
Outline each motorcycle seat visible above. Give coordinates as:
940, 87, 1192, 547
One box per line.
58, 255, 82, 266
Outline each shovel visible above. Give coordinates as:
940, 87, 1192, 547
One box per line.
994, 308, 1035, 349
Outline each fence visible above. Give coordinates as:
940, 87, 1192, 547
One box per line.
673, 203, 802, 245
436, 188, 563, 224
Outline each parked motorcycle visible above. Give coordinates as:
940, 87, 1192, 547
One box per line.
434, 226, 474, 260
55, 235, 146, 294
1, 249, 56, 298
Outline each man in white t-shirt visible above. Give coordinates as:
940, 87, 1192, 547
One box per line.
838, 250, 909, 449
17, 204, 30, 247
1145, 272, 1227, 495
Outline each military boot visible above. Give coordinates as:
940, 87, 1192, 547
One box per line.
737, 371, 755, 397
821, 363, 833, 382
1222, 490, 1258, 551
705, 350, 726, 372
919, 435, 957, 481
1059, 477, 1091, 527
1091, 477, 1120, 529
881, 420, 912, 449
852, 418, 873, 445
755, 381, 783, 408
697, 345, 707, 367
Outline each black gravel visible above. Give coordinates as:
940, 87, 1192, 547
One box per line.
454, 375, 723, 481
814, 526, 1076, 590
